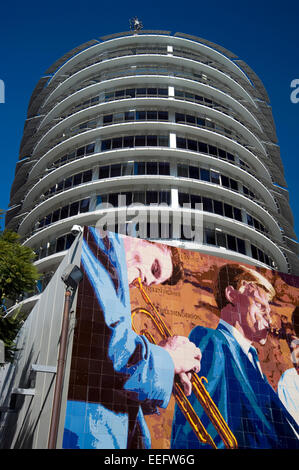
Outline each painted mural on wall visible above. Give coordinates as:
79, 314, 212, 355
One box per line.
62, 226, 299, 449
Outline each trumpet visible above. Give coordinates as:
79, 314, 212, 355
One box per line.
131, 277, 238, 450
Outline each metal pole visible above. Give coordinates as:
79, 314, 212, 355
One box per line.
48, 289, 72, 449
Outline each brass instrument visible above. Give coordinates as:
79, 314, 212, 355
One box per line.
131, 277, 238, 450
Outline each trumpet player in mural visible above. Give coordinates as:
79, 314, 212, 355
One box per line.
171, 263, 299, 449
63, 228, 202, 449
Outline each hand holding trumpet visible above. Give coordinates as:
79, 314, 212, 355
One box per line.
159, 336, 202, 396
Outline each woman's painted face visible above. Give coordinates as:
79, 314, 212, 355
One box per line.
123, 238, 173, 287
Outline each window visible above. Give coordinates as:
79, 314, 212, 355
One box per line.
197, 117, 205, 126
60, 206, 69, 219
52, 209, 60, 223
216, 231, 227, 248
178, 164, 188, 177
247, 214, 254, 226
230, 179, 238, 191
64, 177, 72, 189
135, 136, 146, 146
115, 90, 125, 98
109, 193, 119, 206
124, 136, 134, 147
69, 201, 79, 217
147, 162, 158, 174
73, 173, 82, 186
233, 207, 242, 222
224, 204, 233, 219
127, 89, 136, 98
210, 171, 220, 185
159, 162, 170, 175
66, 233, 76, 249
76, 147, 85, 157
197, 142, 208, 153
110, 164, 121, 177
187, 139, 197, 151
101, 139, 111, 151
200, 168, 210, 181
56, 237, 66, 252
189, 166, 199, 179
136, 111, 146, 120
80, 199, 90, 213
158, 135, 169, 146
99, 166, 109, 179
179, 192, 190, 206
103, 114, 113, 124
177, 137, 186, 149
147, 135, 158, 146
125, 111, 135, 121
159, 191, 170, 205
147, 111, 157, 120
122, 162, 134, 176
221, 175, 229, 188
83, 170, 92, 183
147, 191, 158, 204
227, 235, 236, 251
208, 145, 218, 156
134, 192, 146, 204
135, 162, 145, 175
237, 238, 246, 255
112, 137, 122, 149
218, 149, 227, 159
203, 197, 213, 212
44, 214, 52, 226
213, 200, 223, 216
205, 228, 216, 245
186, 114, 196, 124
158, 111, 168, 120
190, 194, 201, 208
158, 88, 168, 96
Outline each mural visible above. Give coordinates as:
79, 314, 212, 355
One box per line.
62, 226, 299, 449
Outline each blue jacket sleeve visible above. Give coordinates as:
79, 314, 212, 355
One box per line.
81, 228, 174, 409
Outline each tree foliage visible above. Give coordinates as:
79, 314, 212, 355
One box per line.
0, 230, 40, 363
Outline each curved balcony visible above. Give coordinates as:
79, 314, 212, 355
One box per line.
42, 54, 257, 111
22, 206, 288, 272
29, 121, 271, 182
39, 75, 262, 133
33, 98, 265, 159
23, 147, 277, 213
49, 35, 251, 87
19, 174, 282, 245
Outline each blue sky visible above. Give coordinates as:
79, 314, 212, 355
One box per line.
0, 0, 298, 239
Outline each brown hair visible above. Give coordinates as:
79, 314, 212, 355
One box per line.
214, 263, 275, 310
162, 245, 184, 286
145, 240, 184, 286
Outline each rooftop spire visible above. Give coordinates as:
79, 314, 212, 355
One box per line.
129, 17, 143, 33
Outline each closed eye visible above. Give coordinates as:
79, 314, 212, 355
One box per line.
151, 258, 161, 279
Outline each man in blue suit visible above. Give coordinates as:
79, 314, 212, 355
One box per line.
171, 263, 299, 449
63, 228, 201, 449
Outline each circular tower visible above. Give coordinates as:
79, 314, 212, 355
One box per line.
6, 29, 299, 293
